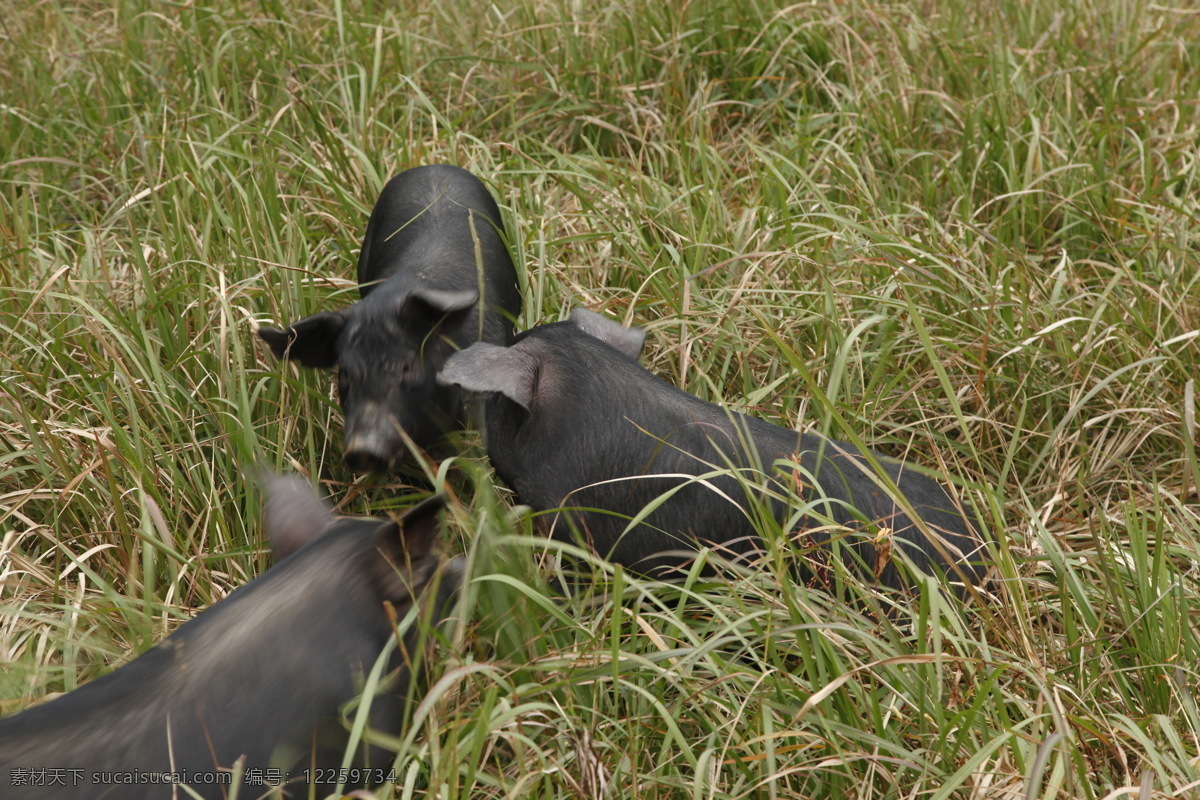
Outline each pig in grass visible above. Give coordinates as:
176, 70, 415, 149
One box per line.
0, 477, 461, 800
439, 309, 986, 588
258, 164, 522, 473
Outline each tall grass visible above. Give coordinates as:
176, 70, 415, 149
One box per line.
2, 0, 1198, 797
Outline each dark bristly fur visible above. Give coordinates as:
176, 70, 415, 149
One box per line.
440, 310, 986, 588
258, 164, 522, 473
0, 477, 462, 799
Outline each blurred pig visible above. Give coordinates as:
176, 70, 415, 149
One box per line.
0, 476, 462, 799
259, 164, 522, 473
439, 309, 985, 588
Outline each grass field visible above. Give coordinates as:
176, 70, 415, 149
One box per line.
2, 0, 1199, 797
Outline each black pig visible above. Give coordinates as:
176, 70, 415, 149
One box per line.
439, 309, 985, 587
0, 477, 461, 799
258, 164, 522, 473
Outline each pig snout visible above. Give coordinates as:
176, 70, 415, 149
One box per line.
341, 393, 455, 473
342, 400, 406, 473
344, 433, 396, 473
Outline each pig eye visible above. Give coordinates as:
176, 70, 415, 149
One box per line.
337, 371, 351, 402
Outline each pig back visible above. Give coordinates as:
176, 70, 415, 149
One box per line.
480, 324, 983, 586
357, 164, 520, 347
0, 526, 434, 799
752, 421, 986, 587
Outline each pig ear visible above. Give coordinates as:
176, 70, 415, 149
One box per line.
437, 342, 537, 410
374, 494, 447, 599
257, 312, 345, 368
261, 474, 336, 561
569, 308, 647, 360
397, 493, 446, 556
404, 287, 479, 323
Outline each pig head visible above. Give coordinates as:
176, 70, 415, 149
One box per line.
439, 309, 986, 588
258, 164, 522, 473
0, 476, 462, 799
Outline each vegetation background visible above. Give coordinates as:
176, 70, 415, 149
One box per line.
2, 0, 1199, 797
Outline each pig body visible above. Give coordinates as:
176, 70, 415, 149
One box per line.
440, 311, 985, 587
259, 164, 522, 473
0, 479, 461, 799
